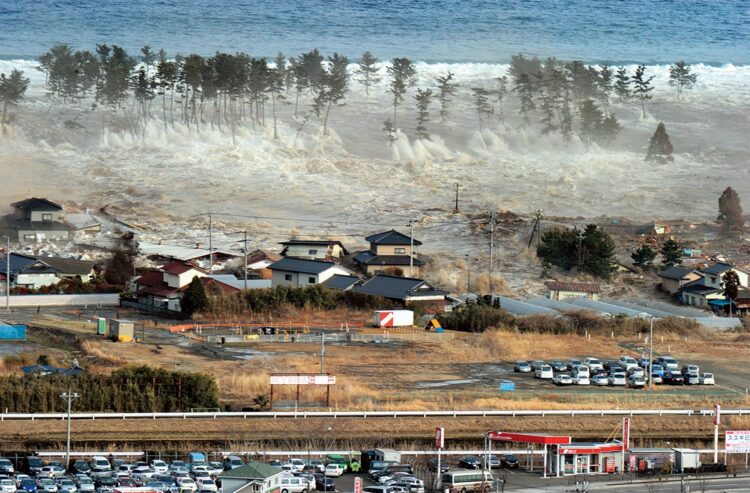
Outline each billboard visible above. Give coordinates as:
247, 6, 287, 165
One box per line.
623, 417, 630, 450
269, 375, 336, 385
725, 430, 750, 453
435, 427, 445, 449
713, 403, 721, 426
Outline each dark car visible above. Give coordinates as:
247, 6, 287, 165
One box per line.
314, 474, 335, 492
603, 360, 622, 371
501, 455, 519, 469
73, 461, 90, 475
94, 476, 117, 493
117, 478, 136, 488
513, 361, 532, 373
664, 371, 685, 385
458, 456, 481, 469
427, 459, 449, 473
550, 360, 567, 372
26, 457, 45, 476
20, 479, 38, 493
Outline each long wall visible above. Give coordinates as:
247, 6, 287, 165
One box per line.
6, 293, 119, 307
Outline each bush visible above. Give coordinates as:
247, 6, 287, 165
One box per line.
437, 304, 514, 332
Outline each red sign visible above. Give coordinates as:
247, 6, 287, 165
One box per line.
622, 417, 630, 450
354, 477, 362, 493
487, 431, 571, 445
435, 427, 445, 449
605, 458, 616, 473
558, 444, 623, 455
713, 404, 721, 426
629, 455, 637, 471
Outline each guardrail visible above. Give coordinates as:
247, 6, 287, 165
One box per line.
0, 408, 746, 421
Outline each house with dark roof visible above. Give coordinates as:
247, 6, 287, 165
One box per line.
37, 256, 96, 283
279, 239, 348, 262
4, 197, 70, 242
353, 273, 448, 312
0, 253, 61, 290
700, 262, 749, 290
268, 258, 354, 288
545, 281, 602, 301
679, 278, 724, 308
245, 249, 281, 279
220, 460, 285, 493
321, 274, 361, 291
353, 229, 424, 277
658, 266, 703, 295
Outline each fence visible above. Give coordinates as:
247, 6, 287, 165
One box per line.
203, 332, 454, 344
7, 293, 119, 307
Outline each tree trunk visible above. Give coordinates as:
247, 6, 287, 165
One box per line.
323, 99, 332, 135
641, 97, 646, 119
294, 89, 300, 118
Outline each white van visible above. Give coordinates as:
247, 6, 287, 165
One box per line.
90, 457, 111, 471
280, 475, 308, 493
572, 365, 590, 378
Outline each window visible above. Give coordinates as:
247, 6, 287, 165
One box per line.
308, 249, 318, 255
308, 276, 316, 284
42, 213, 52, 221
395, 248, 406, 254
710, 277, 716, 284
23, 234, 35, 240
284, 274, 292, 281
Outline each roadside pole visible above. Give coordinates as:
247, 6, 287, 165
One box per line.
2, 235, 10, 312
60, 390, 79, 470
435, 427, 444, 491
649, 317, 654, 390
713, 404, 721, 464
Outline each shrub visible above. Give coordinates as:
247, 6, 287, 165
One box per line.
437, 304, 514, 332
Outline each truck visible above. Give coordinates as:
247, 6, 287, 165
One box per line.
373, 310, 414, 328
188, 452, 207, 471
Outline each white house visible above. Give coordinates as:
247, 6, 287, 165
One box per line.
700, 262, 749, 290
268, 258, 354, 288
546, 281, 602, 301
279, 239, 348, 261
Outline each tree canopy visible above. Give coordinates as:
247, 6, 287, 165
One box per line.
537, 224, 616, 278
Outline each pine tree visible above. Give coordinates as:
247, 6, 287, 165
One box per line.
470, 87, 493, 131
434, 71, 458, 124
597, 64, 613, 112
632, 64, 654, 118
722, 271, 740, 307
598, 114, 622, 147
514, 73, 535, 126
631, 244, 656, 268
414, 88, 433, 140
668, 61, 698, 101
387, 58, 417, 128
613, 66, 630, 101
494, 76, 508, 119
268, 64, 285, 140
537, 224, 616, 278
660, 238, 682, 268
539, 89, 557, 135
355, 51, 381, 96
717, 186, 743, 232
578, 98, 603, 148
559, 91, 573, 141
382, 118, 397, 143
0, 69, 30, 136
180, 276, 209, 316
318, 53, 349, 135
645, 122, 674, 163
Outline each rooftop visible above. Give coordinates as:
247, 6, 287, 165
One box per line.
365, 229, 422, 246
162, 261, 204, 275
545, 281, 601, 293
353, 251, 425, 267
353, 274, 446, 300
268, 257, 337, 275
37, 256, 95, 276
703, 262, 746, 275
321, 275, 361, 290
659, 266, 699, 280
11, 197, 63, 211
221, 461, 283, 480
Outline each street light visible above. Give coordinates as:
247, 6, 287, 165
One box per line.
648, 317, 655, 389
1, 235, 10, 312
60, 390, 79, 470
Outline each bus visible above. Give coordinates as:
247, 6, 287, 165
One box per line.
440, 470, 494, 493
325, 453, 361, 472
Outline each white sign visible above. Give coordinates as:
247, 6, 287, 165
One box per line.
269, 375, 336, 385
725, 430, 750, 453
435, 427, 445, 449
713, 403, 721, 425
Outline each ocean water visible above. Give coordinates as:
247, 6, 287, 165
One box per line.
0, 0, 747, 64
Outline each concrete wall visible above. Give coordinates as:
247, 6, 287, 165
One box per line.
16, 273, 61, 290
8, 293, 119, 307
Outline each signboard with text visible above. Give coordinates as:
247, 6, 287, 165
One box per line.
269, 375, 336, 385
354, 477, 362, 493
725, 430, 750, 453
622, 417, 630, 450
713, 403, 721, 426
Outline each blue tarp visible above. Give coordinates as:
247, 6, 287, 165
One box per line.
0, 324, 26, 340
708, 299, 732, 306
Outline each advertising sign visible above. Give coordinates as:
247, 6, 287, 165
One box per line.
622, 417, 630, 450
435, 427, 445, 449
269, 375, 336, 385
725, 430, 750, 453
713, 403, 721, 426
354, 477, 362, 493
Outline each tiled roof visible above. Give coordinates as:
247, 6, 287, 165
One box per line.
268, 257, 336, 274
321, 275, 361, 290
37, 256, 95, 276
659, 266, 697, 280
352, 251, 424, 266
221, 461, 283, 480
702, 262, 745, 275
545, 281, 601, 293
365, 229, 422, 246
353, 274, 446, 300
11, 197, 63, 211
162, 261, 203, 275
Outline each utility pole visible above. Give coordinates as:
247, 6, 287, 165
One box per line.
488, 211, 495, 294
535, 210, 543, 247
319, 332, 325, 374
2, 235, 10, 312
407, 219, 419, 277
453, 183, 461, 213
577, 230, 585, 271
242, 231, 248, 291
60, 390, 79, 470
465, 254, 472, 293
208, 213, 213, 275
649, 317, 654, 390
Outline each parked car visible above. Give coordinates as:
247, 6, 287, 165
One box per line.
176, 478, 196, 493
651, 364, 665, 378
628, 367, 645, 379
571, 365, 590, 378
683, 372, 700, 385
603, 360, 622, 371
151, 461, 169, 474
0, 479, 17, 493
89, 459, 110, 473
486, 455, 500, 469
26, 458, 44, 477
222, 457, 243, 471
535, 365, 553, 379
550, 360, 568, 372
195, 479, 217, 493
530, 360, 546, 371
609, 372, 627, 386
619, 356, 639, 371
701, 373, 716, 385
390, 477, 424, 493
573, 374, 590, 385
169, 462, 187, 473
513, 361, 532, 373
0, 460, 14, 475
458, 456, 481, 470
583, 357, 604, 371
567, 359, 583, 370
288, 459, 305, 473
74, 478, 94, 493
19, 480, 37, 493
681, 365, 700, 375
71, 462, 90, 476
116, 479, 136, 488
293, 473, 315, 491
501, 455, 519, 469
36, 480, 57, 493
324, 464, 344, 478
628, 374, 646, 388
657, 356, 679, 370
553, 374, 573, 386
144, 482, 169, 493
637, 357, 651, 369
305, 460, 324, 474
56, 480, 76, 493
314, 475, 335, 492
592, 374, 609, 386
93, 476, 115, 493
38, 467, 65, 479
664, 371, 684, 385
650, 372, 663, 384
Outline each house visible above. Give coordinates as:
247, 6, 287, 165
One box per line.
133, 261, 238, 312
0, 253, 61, 290
353, 274, 449, 312
5, 197, 70, 242
546, 281, 601, 301
680, 279, 724, 308
244, 249, 281, 279
138, 242, 239, 271
220, 461, 286, 493
321, 274, 361, 291
279, 240, 348, 262
37, 256, 96, 283
734, 289, 750, 314
658, 266, 703, 295
268, 258, 354, 288
353, 229, 424, 277
700, 262, 749, 290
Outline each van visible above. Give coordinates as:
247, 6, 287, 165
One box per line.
223, 456, 244, 471
90, 457, 111, 471
657, 356, 678, 370
572, 365, 590, 378
619, 356, 638, 371
279, 475, 308, 493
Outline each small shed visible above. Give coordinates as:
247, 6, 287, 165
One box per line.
109, 319, 136, 342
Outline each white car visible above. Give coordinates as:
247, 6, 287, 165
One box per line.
0, 479, 17, 493
628, 375, 646, 388
289, 459, 305, 473
583, 357, 604, 371
57, 479, 77, 493
572, 365, 590, 378
90, 457, 111, 472
75, 478, 94, 493
39, 466, 65, 479
553, 374, 572, 385
592, 374, 609, 386
609, 373, 627, 386
14, 476, 31, 488
177, 478, 197, 493
151, 461, 169, 474
534, 365, 553, 379
573, 374, 590, 385
619, 356, 639, 371
196, 479, 217, 492
37, 479, 58, 493
701, 373, 715, 385
324, 464, 345, 477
